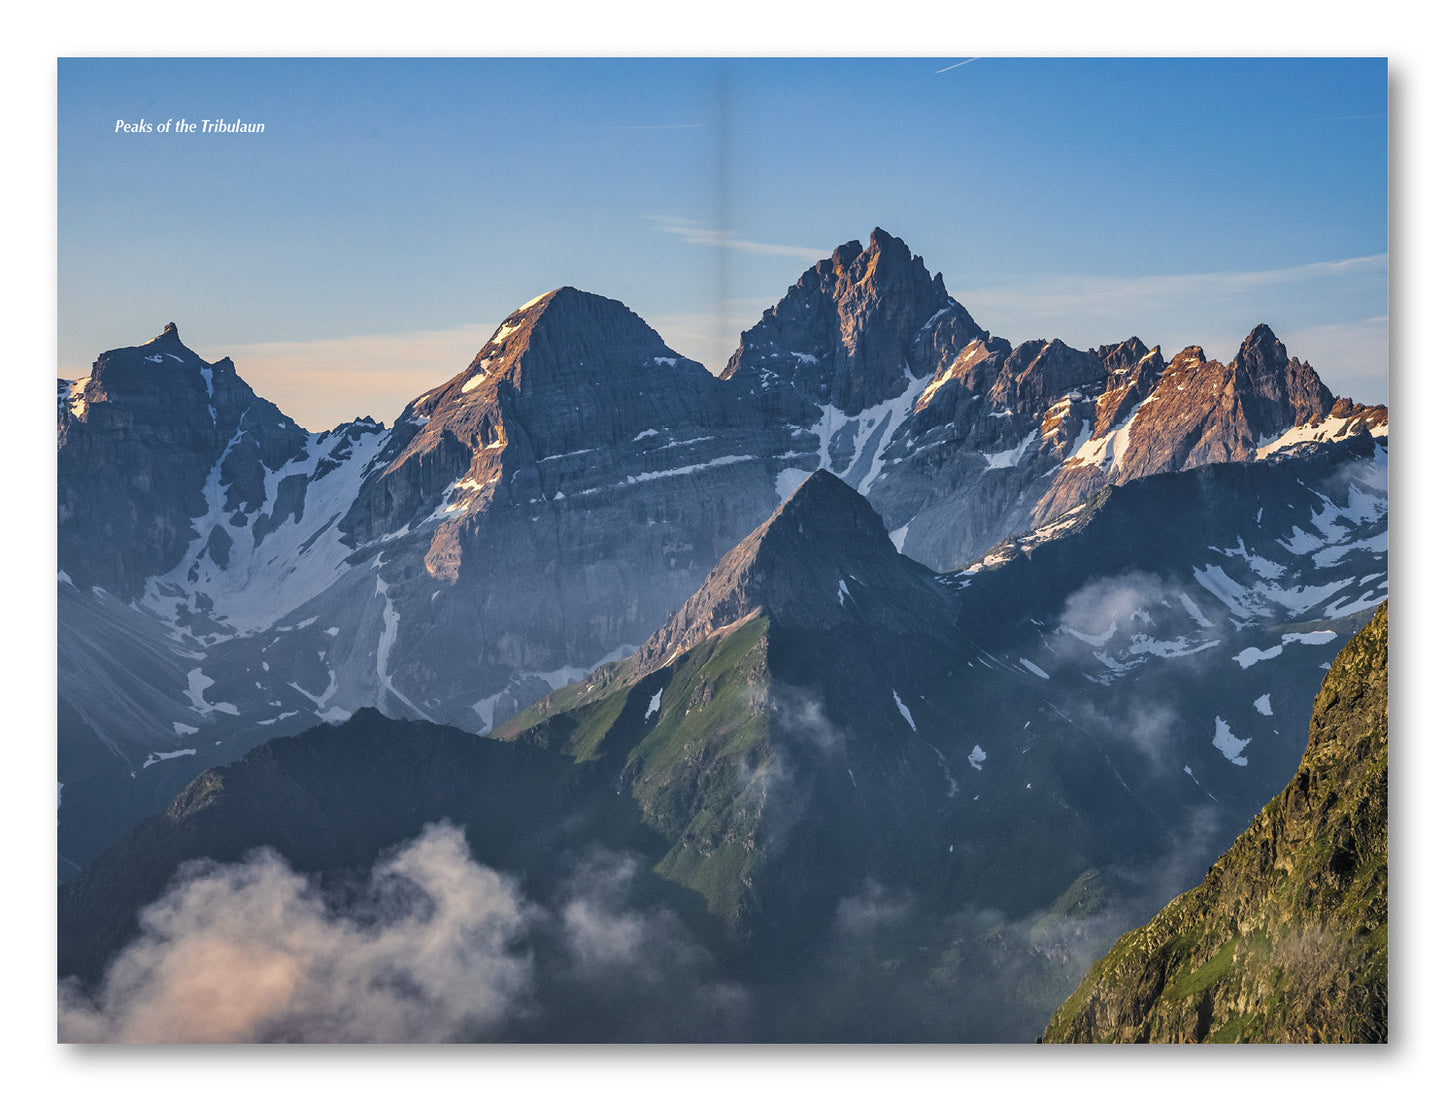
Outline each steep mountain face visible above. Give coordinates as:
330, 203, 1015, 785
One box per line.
722, 227, 985, 420
57, 327, 387, 872
497, 463, 1387, 1035
60, 475, 1179, 1040
58, 323, 311, 598
629, 470, 954, 673
306, 286, 795, 729
1042, 602, 1387, 1043
499, 470, 986, 934
55, 297, 794, 872
714, 231, 1384, 574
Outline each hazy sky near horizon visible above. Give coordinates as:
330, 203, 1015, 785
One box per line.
58, 57, 1388, 430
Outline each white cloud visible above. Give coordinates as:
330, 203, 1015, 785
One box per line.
59, 823, 535, 1043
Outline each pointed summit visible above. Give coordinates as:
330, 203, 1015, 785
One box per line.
138, 321, 188, 353
411, 285, 711, 423
631, 470, 952, 674
1229, 323, 1335, 440
342, 284, 747, 548
59, 326, 309, 597
723, 229, 984, 416
765, 468, 892, 546
1239, 321, 1283, 354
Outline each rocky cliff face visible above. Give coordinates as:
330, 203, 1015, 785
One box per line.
58, 323, 311, 598
499, 470, 1200, 1020
1041, 601, 1387, 1043
56, 297, 798, 871
713, 232, 1385, 574
722, 228, 985, 419
312, 286, 796, 732
629, 470, 954, 675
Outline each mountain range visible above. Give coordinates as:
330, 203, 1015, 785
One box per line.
57, 229, 1388, 1041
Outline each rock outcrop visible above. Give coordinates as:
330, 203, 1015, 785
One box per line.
1041, 601, 1388, 1043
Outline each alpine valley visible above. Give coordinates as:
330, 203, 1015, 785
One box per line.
56, 230, 1388, 1042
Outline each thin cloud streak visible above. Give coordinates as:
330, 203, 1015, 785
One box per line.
648, 216, 828, 262
936, 58, 982, 74
597, 123, 704, 130
959, 254, 1385, 311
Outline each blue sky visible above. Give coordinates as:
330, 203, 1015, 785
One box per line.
58, 57, 1388, 429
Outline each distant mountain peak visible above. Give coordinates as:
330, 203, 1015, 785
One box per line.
723, 229, 985, 415
123, 322, 189, 356
767, 468, 889, 542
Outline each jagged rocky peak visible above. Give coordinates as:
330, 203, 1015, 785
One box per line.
987, 338, 1108, 419
1229, 322, 1336, 438
151, 320, 182, 342
58, 324, 310, 597
631, 470, 953, 674
722, 228, 986, 416
62, 322, 276, 440
1122, 325, 1338, 467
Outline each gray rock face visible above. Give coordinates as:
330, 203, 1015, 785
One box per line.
723, 228, 985, 419
311, 287, 799, 731
59, 293, 809, 872
58, 324, 310, 598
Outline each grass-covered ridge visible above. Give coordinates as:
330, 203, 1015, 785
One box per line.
1041, 601, 1388, 1043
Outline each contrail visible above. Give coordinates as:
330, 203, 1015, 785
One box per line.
936, 58, 981, 74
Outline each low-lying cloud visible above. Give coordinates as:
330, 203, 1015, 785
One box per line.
59, 822, 534, 1043
1058, 571, 1166, 643
60, 825, 752, 1043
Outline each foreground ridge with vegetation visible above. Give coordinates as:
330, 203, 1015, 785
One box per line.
1042, 601, 1388, 1043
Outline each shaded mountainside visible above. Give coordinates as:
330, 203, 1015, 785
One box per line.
58, 323, 311, 598
496, 472, 1175, 945
61, 474, 1194, 1040
57, 708, 701, 991
1042, 601, 1387, 1043
59, 470, 1386, 1042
